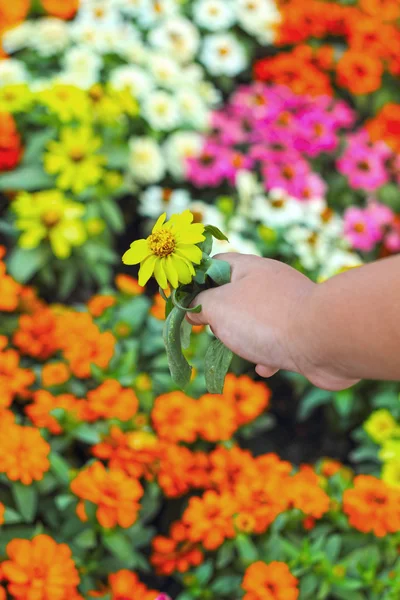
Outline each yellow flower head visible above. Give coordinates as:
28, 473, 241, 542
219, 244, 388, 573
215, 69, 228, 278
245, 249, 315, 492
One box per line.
122, 210, 205, 289
44, 126, 106, 195
379, 439, 400, 462
0, 84, 32, 113
36, 84, 91, 123
382, 459, 400, 489
364, 409, 398, 445
88, 84, 139, 124
12, 190, 87, 259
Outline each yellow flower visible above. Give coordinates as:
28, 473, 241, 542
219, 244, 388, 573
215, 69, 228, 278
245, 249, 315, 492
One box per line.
364, 409, 398, 444
122, 210, 205, 289
12, 190, 87, 259
44, 127, 106, 195
0, 84, 32, 113
379, 439, 400, 462
37, 84, 91, 123
88, 84, 139, 124
382, 459, 400, 488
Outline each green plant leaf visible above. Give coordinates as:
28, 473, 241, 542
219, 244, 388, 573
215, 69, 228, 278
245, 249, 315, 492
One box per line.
50, 452, 71, 484
12, 482, 38, 523
211, 575, 242, 595
99, 197, 124, 233
4, 508, 24, 525
235, 534, 259, 565
103, 531, 136, 565
181, 319, 192, 350
200, 231, 213, 255
163, 305, 192, 389
206, 258, 231, 286
205, 224, 229, 242
172, 289, 201, 313
205, 338, 233, 394
74, 424, 101, 444
0, 165, 55, 191
195, 560, 213, 586
7, 247, 50, 283
298, 389, 332, 421
325, 535, 342, 563
300, 573, 319, 598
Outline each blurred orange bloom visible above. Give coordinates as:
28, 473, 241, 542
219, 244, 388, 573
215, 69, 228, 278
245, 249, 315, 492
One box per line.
359, 0, 400, 21
42, 361, 70, 387
13, 307, 58, 360
0, 501, 4, 525
41, 0, 79, 19
223, 374, 270, 426
196, 394, 237, 441
152, 522, 203, 575
157, 445, 210, 498
336, 51, 383, 95
2, 535, 80, 600
152, 391, 199, 443
26, 390, 84, 434
242, 561, 299, 600
150, 293, 165, 320
208, 445, 259, 491
87, 295, 117, 318
108, 570, 159, 600
182, 490, 237, 550
0, 259, 21, 312
0, 422, 50, 484
71, 461, 143, 529
115, 274, 143, 296
367, 103, 400, 153
86, 380, 139, 422
0, 348, 35, 409
289, 468, 330, 519
343, 475, 400, 537
0, 112, 22, 171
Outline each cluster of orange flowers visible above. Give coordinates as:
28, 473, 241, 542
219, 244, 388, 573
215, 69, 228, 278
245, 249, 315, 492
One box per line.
0, 247, 22, 313
367, 103, 400, 154
242, 561, 299, 600
255, 0, 400, 96
0, 341, 34, 412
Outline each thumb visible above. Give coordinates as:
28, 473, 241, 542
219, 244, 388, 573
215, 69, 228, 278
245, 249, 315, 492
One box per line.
186, 286, 224, 327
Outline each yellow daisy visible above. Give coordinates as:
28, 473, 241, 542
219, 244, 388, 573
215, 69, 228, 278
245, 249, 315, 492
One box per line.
122, 210, 205, 289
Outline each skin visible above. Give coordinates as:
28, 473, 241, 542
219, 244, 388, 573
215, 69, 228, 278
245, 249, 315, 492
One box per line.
187, 253, 400, 391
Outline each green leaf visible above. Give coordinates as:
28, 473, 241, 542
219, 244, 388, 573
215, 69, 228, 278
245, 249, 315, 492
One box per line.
300, 574, 319, 598
105, 146, 129, 169
206, 258, 231, 286
172, 289, 202, 313
12, 482, 38, 523
103, 531, 136, 565
216, 540, 235, 569
334, 390, 354, 419
204, 338, 233, 394
0, 165, 55, 191
200, 231, 213, 255
50, 452, 71, 484
298, 389, 332, 421
195, 560, 213, 586
181, 319, 192, 350
325, 535, 342, 563
205, 224, 229, 242
22, 129, 55, 164
211, 575, 242, 595
74, 424, 101, 444
4, 508, 24, 524
58, 265, 78, 299
163, 305, 192, 389
235, 534, 259, 565
74, 528, 96, 549
99, 198, 124, 233
7, 247, 49, 283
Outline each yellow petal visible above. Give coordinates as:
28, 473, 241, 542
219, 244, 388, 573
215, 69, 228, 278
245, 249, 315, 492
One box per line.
175, 244, 202, 264
152, 213, 166, 233
176, 224, 205, 244
154, 259, 168, 289
122, 239, 149, 265
164, 255, 179, 288
138, 254, 157, 286
173, 255, 193, 285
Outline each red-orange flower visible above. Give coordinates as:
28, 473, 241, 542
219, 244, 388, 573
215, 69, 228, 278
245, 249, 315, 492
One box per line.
115, 274, 143, 296
0, 501, 4, 525
41, 0, 79, 19
0, 423, 50, 484
108, 570, 159, 600
289, 468, 330, 519
86, 380, 139, 422
0, 259, 22, 312
359, 0, 400, 22
223, 374, 271, 426
336, 51, 383, 95
242, 561, 299, 600
41, 362, 70, 387
152, 391, 199, 443
71, 461, 143, 529
26, 390, 84, 434
182, 490, 237, 550
1, 535, 80, 600
343, 475, 400, 537
152, 522, 204, 576
13, 307, 58, 360
196, 394, 237, 442
0, 112, 22, 171
156, 445, 209, 498
87, 295, 117, 318
0, 347, 35, 410
150, 293, 165, 320
367, 103, 400, 154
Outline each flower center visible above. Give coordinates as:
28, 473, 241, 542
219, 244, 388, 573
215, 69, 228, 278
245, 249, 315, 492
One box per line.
162, 188, 173, 203
69, 148, 86, 162
148, 229, 176, 257
354, 222, 365, 233
357, 160, 370, 172
271, 198, 285, 209
41, 210, 61, 228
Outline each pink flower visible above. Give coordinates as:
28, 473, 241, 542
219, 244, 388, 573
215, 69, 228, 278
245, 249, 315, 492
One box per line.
186, 142, 226, 187
367, 200, 394, 227
337, 146, 389, 191
344, 207, 382, 251
295, 112, 338, 157
262, 157, 310, 198
156, 595, 172, 600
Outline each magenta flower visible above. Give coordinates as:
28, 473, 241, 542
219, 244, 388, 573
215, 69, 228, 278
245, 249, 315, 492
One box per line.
344, 207, 382, 251
156, 595, 172, 600
262, 157, 310, 198
367, 200, 394, 227
337, 146, 389, 191
295, 112, 338, 157
186, 142, 226, 188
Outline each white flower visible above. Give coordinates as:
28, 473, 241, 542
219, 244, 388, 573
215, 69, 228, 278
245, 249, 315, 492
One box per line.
164, 131, 203, 179
129, 137, 165, 184
149, 17, 200, 63
200, 33, 246, 76
2, 22, 34, 54
252, 189, 303, 228
236, 0, 281, 43
300, 198, 343, 239
148, 54, 182, 89
74, 0, 122, 28
62, 46, 102, 89
139, 186, 191, 218
193, 0, 236, 30
142, 90, 180, 131
31, 18, 70, 57
196, 80, 221, 105
285, 226, 331, 271
176, 89, 209, 129
110, 65, 153, 99
117, 39, 148, 64
0, 59, 28, 86
318, 249, 362, 281
189, 201, 225, 230
236, 170, 262, 217
114, 0, 146, 16
137, 0, 180, 27
213, 232, 261, 256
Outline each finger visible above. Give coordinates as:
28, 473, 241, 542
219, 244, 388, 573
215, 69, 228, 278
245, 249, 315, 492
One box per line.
255, 364, 280, 378
211, 252, 257, 282
186, 286, 225, 326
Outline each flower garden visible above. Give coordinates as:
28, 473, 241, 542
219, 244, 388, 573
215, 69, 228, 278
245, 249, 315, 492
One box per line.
1, 0, 400, 598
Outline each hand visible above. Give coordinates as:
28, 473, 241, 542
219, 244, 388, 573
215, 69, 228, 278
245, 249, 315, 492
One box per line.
187, 253, 359, 391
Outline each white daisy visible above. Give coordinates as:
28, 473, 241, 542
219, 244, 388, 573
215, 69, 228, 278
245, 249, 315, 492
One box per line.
139, 186, 191, 218
137, 0, 180, 28
142, 90, 180, 131
114, 0, 146, 16
236, 0, 281, 43
252, 189, 303, 228
189, 201, 225, 231
74, 0, 122, 28
148, 54, 182, 89
164, 131, 203, 179
176, 89, 209, 129
193, 0, 236, 31
318, 249, 363, 281
31, 18, 70, 57
129, 137, 166, 184
0, 59, 28, 86
149, 17, 200, 63
117, 39, 148, 64
62, 46, 102, 89
285, 226, 331, 271
2, 22, 34, 54
300, 198, 343, 239
110, 65, 153, 99
200, 33, 246, 76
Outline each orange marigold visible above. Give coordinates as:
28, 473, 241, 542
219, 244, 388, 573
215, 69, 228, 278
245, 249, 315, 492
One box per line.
157, 444, 209, 498
41, 0, 79, 19
71, 461, 143, 529
223, 374, 271, 426
367, 103, 400, 154
343, 475, 400, 537
336, 51, 383, 95
86, 380, 139, 422
13, 307, 58, 360
151, 391, 199, 443
182, 490, 237, 550
289, 468, 330, 519
0, 348, 35, 410
196, 393, 237, 442
115, 274, 143, 296
87, 295, 117, 318
359, 0, 400, 21
26, 390, 84, 434
0, 260, 22, 312
152, 522, 204, 575
208, 446, 259, 492
2, 535, 80, 600
0, 423, 50, 484
150, 293, 165, 320
242, 561, 299, 600
0, 112, 22, 171
108, 570, 159, 600
42, 362, 70, 387
0, 501, 4, 525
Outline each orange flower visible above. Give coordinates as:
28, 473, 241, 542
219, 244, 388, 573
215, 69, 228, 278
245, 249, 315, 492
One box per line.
0, 348, 35, 410
152, 522, 204, 575
41, 0, 79, 19
0, 422, 50, 484
367, 103, 400, 153
343, 475, 400, 537
0, 335, 7, 351
2, 535, 80, 600
157, 445, 209, 498
359, 0, 400, 21
115, 274, 143, 296
87, 295, 117, 318
86, 380, 139, 422
223, 374, 270, 426
196, 394, 237, 441
0, 112, 22, 171
208, 445, 259, 492
0, 501, 4, 525
42, 362, 70, 387
0, 260, 22, 312
182, 490, 237, 550
71, 461, 143, 529
336, 51, 383, 95
151, 392, 199, 443
348, 18, 397, 59
289, 469, 330, 519
150, 293, 165, 320
13, 307, 58, 360
108, 570, 159, 600
320, 458, 344, 478
242, 561, 299, 600
26, 390, 84, 434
